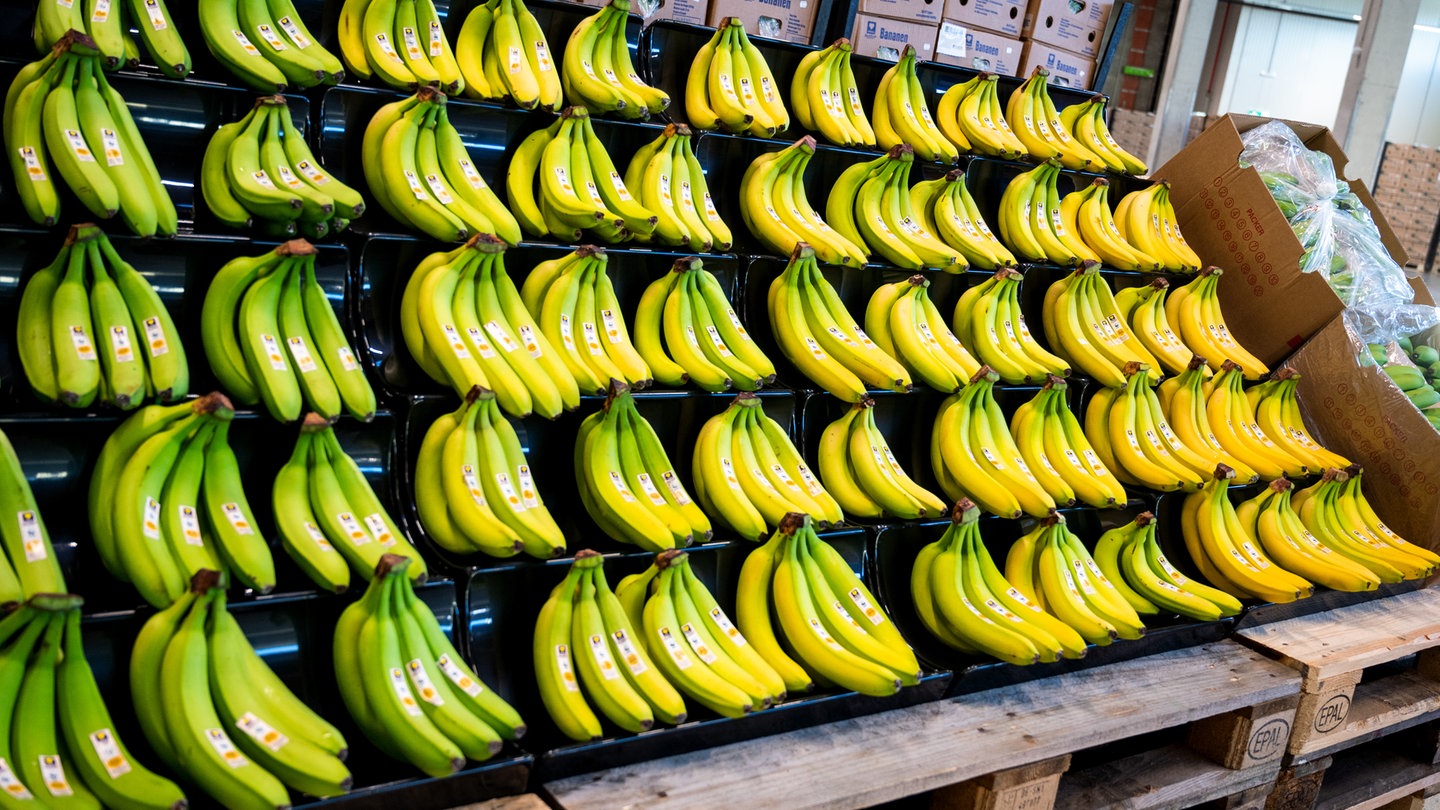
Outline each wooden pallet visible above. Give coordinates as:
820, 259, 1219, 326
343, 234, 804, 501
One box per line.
448, 796, 550, 810
1236, 587, 1440, 763
1263, 720, 1440, 810
542, 640, 1300, 810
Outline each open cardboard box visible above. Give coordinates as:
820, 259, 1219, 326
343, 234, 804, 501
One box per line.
1156, 113, 1413, 369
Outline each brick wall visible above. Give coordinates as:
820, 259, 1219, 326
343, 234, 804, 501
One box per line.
1373, 143, 1440, 271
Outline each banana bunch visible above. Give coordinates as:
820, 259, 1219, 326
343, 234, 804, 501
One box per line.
1006, 68, 1105, 171
1155, 357, 1263, 485
910, 170, 1017, 270
0, 595, 187, 809
415, 388, 566, 561
520, 245, 652, 393
912, 501, 1088, 663
1245, 369, 1351, 471
202, 96, 365, 239
1087, 363, 1233, 492
695, 393, 842, 540
935, 73, 1025, 160
0, 429, 66, 603
1388, 336, 1440, 413
1204, 362, 1308, 480
1111, 182, 1201, 272
817, 400, 944, 520
1179, 466, 1313, 604
1238, 479, 1382, 593
577, 382, 711, 550
403, 238, 577, 417
455, 0, 562, 110
335, 554, 525, 778
1063, 178, 1152, 270
634, 257, 774, 392
5, 33, 178, 233
129, 571, 351, 806
1166, 267, 1271, 379
999, 160, 1098, 266
955, 269, 1069, 384
624, 124, 732, 251
865, 275, 980, 393
1293, 468, 1440, 583
1093, 512, 1242, 621
507, 107, 656, 243
1004, 512, 1147, 645
336, 0, 462, 91
200, 0, 343, 91
874, 45, 957, 164
687, 18, 789, 137
1011, 377, 1127, 509
35, 0, 191, 76
1379, 360, 1440, 410
1057, 94, 1147, 174
274, 415, 428, 596
561, 0, 669, 119
791, 38, 874, 148
1043, 262, 1159, 388
739, 514, 920, 697
202, 240, 377, 422
88, 394, 278, 607
768, 245, 912, 400
741, 138, 866, 265
826, 146, 961, 271
932, 368, 1057, 519
363, 88, 520, 243
18, 225, 188, 410
535, 550, 688, 739
1113, 279, 1191, 375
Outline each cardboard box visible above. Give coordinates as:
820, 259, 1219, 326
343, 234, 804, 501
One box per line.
850, 14, 937, 60
1018, 40, 1093, 89
1156, 113, 1412, 367
859, 0, 945, 25
943, 0, 1025, 36
708, 0, 819, 44
932, 22, 1023, 75
1022, 0, 1112, 58
1282, 309, 1440, 554
651, 0, 710, 25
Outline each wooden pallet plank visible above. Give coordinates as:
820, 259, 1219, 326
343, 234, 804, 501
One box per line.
545, 642, 1299, 810
1264, 757, 1331, 810
1236, 589, 1440, 689
1053, 744, 1282, 810
931, 755, 1071, 810
1293, 672, 1440, 761
1314, 749, 1440, 810
448, 795, 550, 810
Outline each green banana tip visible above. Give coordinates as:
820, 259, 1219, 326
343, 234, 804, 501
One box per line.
572, 549, 603, 568
789, 243, 816, 262
1134, 511, 1155, 527
374, 553, 413, 578
189, 569, 226, 594
654, 549, 687, 569
277, 239, 317, 258
951, 500, 979, 524
193, 392, 235, 419
26, 593, 84, 612
777, 512, 809, 535
1042, 373, 1067, 390
301, 412, 333, 432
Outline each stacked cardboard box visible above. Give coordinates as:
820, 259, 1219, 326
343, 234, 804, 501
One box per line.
923, 0, 1108, 86
1107, 107, 1154, 161
707, 0, 818, 43
1372, 142, 1440, 271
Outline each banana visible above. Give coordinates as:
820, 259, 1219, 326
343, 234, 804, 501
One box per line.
273, 427, 351, 592
931, 373, 1025, 518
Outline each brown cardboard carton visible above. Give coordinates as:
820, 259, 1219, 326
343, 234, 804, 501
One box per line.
933, 21, 1023, 74
1017, 40, 1093, 89
943, 0, 1025, 35
1022, 0, 1112, 58
653, 0, 710, 25
850, 14, 938, 60
708, 0, 819, 43
859, 0, 945, 25
1156, 113, 1412, 367
1281, 313, 1440, 553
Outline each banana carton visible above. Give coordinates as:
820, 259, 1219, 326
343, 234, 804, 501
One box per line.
1282, 309, 1440, 554
1158, 114, 1411, 368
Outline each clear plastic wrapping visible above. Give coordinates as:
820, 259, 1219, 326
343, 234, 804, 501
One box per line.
1239, 120, 1438, 344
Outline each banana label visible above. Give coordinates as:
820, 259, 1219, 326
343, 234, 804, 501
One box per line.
1158, 555, 1186, 579
57, 0, 74, 6
236, 712, 289, 752
1250, 424, 1277, 447
428, 22, 444, 56
1124, 429, 1142, 452
680, 622, 718, 663
64, 130, 94, 162
178, 505, 202, 547
807, 616, 845, 650
223, 503, 254, 535
768, 463, 799, 492
0, 758, 32, 799
588, 634, 621, 679
1014, 456, 1033, 477
760, 76, 777, 103
1060, 565, 1084, 598
1084, 558, 1115, 588
389, 667, 423, 715
705, 326, 734, 357
142, 0, 166, 29
230, 29, 260, 55
840, 587, 882, 626
720, 457, 739, 486
986, 598, 1024, 623
603, 67, 619, 83
765, 205, 782, 222
401, 27, 423, 60
442, 324, 471, 357
979, 447, 1004, 469
684, 324, 701, 348
403, 169, 428, 200
143, 497, 161, 539
1037, 453, 1061, 477
406, 660, 445, 705
1351, 528, 1385, 549
612, 629, 649, 673
425, 172, 454, 203
18, 146, 46, 181
374, 32, 399, 58
438, 654, 485, 696
558, 314, 576, 349
517, 465, 541, 509
294, 159, 329, 185
458, 159, 487, 190
848, 87, 863, 113
286, 336, 318, 372
517, 324, 544, 358
204, 730, 248, 767
338, 346, 359, 371
304, 522, 335, 550
363, 513, 395, 546
1228, 547, 1262, 572
825, 325, 857, 347
679, 180, 696, 209
1299, 530, 1333, 553
738, 77, 756, 105
795, 464, 824, 496
608, 471, 637, 502
581, 59, 597, 79
582, 321, 603, 355
508, 45, 525, 74
494, 472, 525, 511
257, 23, 288, 51
599, 309, 621, 344
1006, 587, 1035, 608
657, 627, 693, 669
635, 473, 666, 506
719, 74, 734, 94
464, 326, 497, 358
661, 470, 693, 504
138, 317, 169, 357
86, 730, 129, 779
1002, 318, 1019, 342
277, 16, 312, 49
337, 512, 369, 544
659, 175, 673, 205
483, 320, 520, 354
869, 444, 888, 470
606, 171, 632, 201
535, 42, 554, 71
1143, 429, 1165, 452
39, 755, 72, 796
251, 169, 277, 190
584, 180, 605, 207
707, 607, 744, 642
18, 511, 44, 561
916, 320, 941, 348
98, 128, 125, 166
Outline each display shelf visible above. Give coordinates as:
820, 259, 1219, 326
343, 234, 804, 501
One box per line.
1054, 744, 1282, 810
541, 639, 1300, 809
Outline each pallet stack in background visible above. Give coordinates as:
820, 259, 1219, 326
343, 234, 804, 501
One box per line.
1373, 142, 1440, 272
